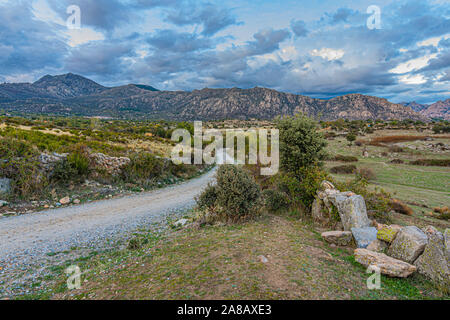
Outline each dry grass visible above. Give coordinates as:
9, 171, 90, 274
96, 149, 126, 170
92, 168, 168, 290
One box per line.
390, 199, 414, 216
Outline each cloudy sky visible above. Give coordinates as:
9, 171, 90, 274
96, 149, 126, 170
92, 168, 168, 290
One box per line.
0, 0, 449, 104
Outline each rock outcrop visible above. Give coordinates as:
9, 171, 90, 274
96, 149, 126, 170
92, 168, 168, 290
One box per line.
351, 227, 378, 249
90, 153, 131, 175
327, 192, 371, 231
321, 231, 353, 246
367, 239, 388, 253
414, 227, 450, 290
354, 249, 416, 278
377, 225, 402, 243
0, 178, 11, 195
388, 226, 428, 264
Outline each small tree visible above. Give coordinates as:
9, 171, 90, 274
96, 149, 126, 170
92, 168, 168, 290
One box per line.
346, 132, 357, 146
276, 113, 327, 176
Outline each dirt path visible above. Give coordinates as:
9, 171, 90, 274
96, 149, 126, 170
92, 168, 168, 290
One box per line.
0, 169, 216, 275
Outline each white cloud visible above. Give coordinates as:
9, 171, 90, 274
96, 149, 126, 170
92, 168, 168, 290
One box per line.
398, 74, 427, 85
65, 29, 105, 47
389, 54, 437, 74
417, 34, 450, 47
310, 48, 345, 61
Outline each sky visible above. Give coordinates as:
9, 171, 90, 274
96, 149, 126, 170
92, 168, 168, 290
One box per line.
0, 0, 449, 104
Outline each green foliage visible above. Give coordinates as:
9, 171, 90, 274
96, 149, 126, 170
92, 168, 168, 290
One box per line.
276, 114, 327, 176
0, 137, 44, 198
262, 189, 290, 213
270, 166, 328, 212
330, 164, 357, 174
121, 153, 164, 186
196, 165, 261, 221
196, 183, 218, 211
333, 154, 358, 162
346, 132, 357, 144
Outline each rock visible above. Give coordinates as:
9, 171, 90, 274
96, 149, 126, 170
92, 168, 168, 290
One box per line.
59, 197, 71, 205
327, 192, 371, 231
0, 200, 8, 207
73, 199, 81, 204
414, 227, 450, 290
321, 180, 336, 191
351, 227, 378, 248
445, 229, 450, 263
90, 153, 131, 176
258, 255, 269, 263
354, 249, 416, 278
321, 231, 353, 246
367, 239, 388, 253
377, 225, 402, 243
174, 219, 189, 227
388, 226, 428, 263
0, 178, 11, 195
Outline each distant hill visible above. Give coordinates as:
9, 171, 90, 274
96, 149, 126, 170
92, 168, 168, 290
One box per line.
401, 101, 429, 113
419, 99, 450, 120
0, 73, 429, 121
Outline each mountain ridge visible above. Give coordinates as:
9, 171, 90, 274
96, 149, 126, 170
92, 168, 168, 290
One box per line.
0, 73, 438, 121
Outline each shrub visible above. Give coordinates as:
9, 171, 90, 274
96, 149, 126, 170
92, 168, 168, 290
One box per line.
196, 183, 218, 211
330, 164, 357, 174
196, 165, 261, 222
356, 167, 376, 181
271, 166, 328, 211
409, 159, 450, 167
67, 144, 90, 177
390, 159, 404, 164
433, 206, 449, 214
121, 153, 164, 186
215, 165, 261, 219
333, 154, 358, 162
263, 188, 290, 213
276, 114, 327, 176
389, 199, 414, 216
355, 140, 363, 147
346, 132, 357, 145
0, 137, 44, 198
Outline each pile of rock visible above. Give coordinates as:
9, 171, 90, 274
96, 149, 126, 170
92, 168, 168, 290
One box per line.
316, 180, 449, 288
38, 152, 68, 171
89, 153, 130, 175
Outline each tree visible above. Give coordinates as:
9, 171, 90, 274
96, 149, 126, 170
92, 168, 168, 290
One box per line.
346, 132, 357, 146
276, 113, 327, 176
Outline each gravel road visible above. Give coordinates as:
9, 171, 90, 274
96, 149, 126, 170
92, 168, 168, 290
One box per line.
0, 168, 216, 293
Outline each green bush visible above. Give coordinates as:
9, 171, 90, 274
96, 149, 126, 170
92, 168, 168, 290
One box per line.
196, 165, 261, 222
333, 154, 358, 162
263, 189, 290, 212
196, 183, 218, 211
330, 164, 357, 174
121, 153, 164, 186
0, 137, 44, 198
276, 114, 327, 176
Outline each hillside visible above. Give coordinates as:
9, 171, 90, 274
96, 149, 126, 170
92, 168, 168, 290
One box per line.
0, 73, 427, 121
420, 99, 450, 120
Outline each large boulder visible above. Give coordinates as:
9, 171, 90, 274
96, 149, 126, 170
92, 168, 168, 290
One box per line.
354, 249, 416, 278
445, 229, 450, 263
327, 192, 371, 231
414, 226, 450, 290
388, 226, 428, 263
351, 227, 378, 248
321, 231, 353, 246
0, 178, 11, 195
377, 225, 402, 243
367, 239, 388, 253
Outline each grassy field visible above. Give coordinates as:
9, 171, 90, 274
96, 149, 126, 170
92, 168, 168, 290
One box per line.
325, 129, 450, 229
20, 213, 447, 300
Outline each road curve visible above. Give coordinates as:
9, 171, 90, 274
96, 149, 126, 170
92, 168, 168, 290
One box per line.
0, 168, 216, 269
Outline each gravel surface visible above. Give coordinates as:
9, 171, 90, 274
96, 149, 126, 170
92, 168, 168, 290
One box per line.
0, 168, 216, 297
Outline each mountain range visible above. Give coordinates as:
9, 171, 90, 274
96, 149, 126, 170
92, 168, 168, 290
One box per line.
0, 73, 446, 121
401, 100, 450, 121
